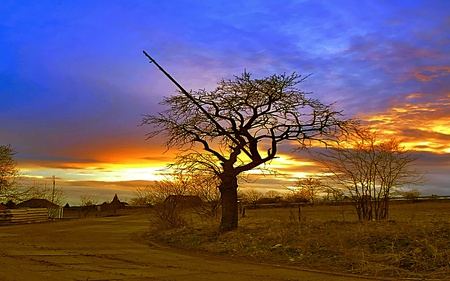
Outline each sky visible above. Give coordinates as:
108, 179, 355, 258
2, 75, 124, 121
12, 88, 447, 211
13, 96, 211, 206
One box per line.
1, 0, 449, 204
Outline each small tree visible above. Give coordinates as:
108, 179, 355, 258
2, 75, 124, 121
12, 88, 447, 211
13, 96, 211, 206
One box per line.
321, 185, 345, 202
241, 188, 264, 203
150, 172, 194, 228
142, 53, 349, 231
285, 188, 310, 203
0, 145, 23, 202
26, 178, 67, 206
189, 172, 221, 219
130, 186, 157, 206
315, 128, 422, 220
402, 188, 421, 202
293, 177, 324, 205
169, 153, 222, 219
79, 194, 99, 218
265, 190, 281, 199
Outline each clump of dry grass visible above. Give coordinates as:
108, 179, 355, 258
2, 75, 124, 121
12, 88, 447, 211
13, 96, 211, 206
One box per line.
147, 202, 450, 279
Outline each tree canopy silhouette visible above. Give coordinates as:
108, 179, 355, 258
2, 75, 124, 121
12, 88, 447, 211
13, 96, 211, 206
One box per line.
142, 59, 350, 231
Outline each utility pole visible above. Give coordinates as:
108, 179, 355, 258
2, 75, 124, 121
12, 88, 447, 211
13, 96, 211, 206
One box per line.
51, 175, 55, 203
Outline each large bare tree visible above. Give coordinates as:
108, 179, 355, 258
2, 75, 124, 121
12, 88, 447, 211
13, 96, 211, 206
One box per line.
142, 52, 349, 231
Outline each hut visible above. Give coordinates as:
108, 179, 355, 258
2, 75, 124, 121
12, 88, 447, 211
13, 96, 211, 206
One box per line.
17, 198, 63, 219
100, 194, 127, 213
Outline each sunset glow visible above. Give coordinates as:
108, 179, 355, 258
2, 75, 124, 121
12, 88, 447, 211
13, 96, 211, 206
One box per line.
1, 1, 449, 203
365, 95, 450, 154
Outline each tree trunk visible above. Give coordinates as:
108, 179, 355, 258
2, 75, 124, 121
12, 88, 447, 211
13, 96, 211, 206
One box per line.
218, 174, 239, 232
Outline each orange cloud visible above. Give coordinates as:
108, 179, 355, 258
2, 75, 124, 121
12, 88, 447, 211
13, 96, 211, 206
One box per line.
363, 94, 450, 153
412, 66, 450, 82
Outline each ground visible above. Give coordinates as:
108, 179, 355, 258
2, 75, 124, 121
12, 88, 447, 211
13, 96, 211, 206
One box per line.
0, 214, 391, 281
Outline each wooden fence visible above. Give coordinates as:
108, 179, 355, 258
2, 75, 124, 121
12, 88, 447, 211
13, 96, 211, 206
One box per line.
0, 208, 48, 225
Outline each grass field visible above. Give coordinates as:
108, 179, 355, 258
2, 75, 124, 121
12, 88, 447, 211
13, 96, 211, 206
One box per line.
147, 200, 450, 279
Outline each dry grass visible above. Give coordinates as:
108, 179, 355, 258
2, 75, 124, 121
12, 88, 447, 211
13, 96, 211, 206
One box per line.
147, 201, 450, 279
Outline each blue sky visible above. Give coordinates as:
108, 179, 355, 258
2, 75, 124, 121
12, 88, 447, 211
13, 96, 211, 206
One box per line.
1, 0, 449, 203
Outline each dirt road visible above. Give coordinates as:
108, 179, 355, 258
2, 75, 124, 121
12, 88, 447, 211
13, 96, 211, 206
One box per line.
0, 215, 390, 281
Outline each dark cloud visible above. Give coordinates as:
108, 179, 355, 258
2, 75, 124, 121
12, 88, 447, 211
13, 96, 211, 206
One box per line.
415, 151, 450, 168
139, 156, 175, 162
401, 128, 450, 143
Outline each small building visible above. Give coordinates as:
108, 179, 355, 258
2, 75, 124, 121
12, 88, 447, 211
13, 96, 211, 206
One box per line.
101, 194, 127, 213
17, 198, 63, 219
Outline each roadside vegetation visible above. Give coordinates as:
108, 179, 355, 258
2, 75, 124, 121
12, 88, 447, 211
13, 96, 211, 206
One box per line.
145, 201, 450, 279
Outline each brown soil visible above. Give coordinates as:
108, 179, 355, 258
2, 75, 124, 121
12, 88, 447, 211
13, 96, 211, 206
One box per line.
0, 214, 395, 281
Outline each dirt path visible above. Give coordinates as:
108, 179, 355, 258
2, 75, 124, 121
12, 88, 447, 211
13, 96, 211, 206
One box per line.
0, 215, 391, 281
